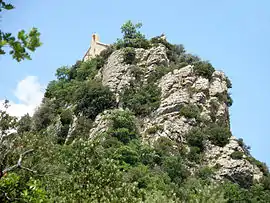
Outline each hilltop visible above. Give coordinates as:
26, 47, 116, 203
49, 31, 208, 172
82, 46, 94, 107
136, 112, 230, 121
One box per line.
0, 21, 269, 202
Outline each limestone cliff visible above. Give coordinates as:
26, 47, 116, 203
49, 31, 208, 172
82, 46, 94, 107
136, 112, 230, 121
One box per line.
87, 43, 263, 187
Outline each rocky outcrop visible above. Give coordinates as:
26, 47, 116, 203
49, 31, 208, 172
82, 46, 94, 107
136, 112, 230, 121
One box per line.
89, 44, 263, 186
205, 136, 263, 187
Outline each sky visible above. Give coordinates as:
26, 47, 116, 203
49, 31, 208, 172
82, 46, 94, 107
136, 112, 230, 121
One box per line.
0, 0, 269, 166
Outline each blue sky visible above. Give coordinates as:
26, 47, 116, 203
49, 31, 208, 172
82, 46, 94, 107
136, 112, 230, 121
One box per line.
1, 0, 269, 166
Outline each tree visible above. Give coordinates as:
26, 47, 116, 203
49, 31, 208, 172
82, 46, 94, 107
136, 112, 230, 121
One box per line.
0, 1, 41, 61
115, 20, 150, 49
0, 100, 36, 179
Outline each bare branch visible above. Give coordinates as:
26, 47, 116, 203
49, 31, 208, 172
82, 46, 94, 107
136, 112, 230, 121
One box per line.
2, 149, 36, 175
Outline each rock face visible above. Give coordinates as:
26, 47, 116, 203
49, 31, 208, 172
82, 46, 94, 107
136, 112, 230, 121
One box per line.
90, 44, 263, 186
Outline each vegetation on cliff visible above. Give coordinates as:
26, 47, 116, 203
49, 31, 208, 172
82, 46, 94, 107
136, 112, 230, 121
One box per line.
0, 21, 269, 202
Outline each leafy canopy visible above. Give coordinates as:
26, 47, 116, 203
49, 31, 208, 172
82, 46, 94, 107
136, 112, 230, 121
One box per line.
0, 1, 41, 61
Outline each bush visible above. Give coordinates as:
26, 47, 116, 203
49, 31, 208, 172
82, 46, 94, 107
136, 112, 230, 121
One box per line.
147, 65, 172, 83
179, 104, 201, 120
230, 151, 243, 160
32, 99, 57, 131
226, 76, 232, 88
207, 125, 232, 147
121, 83, 161, 116
186, 128, 205, 151
17, 113, 32, 134
237, 138, 251, 155
247, 157, 269, 176
193, 61, 215, 80
99, 45, 115, 61
162, 156, 189, 184
60, 109, 73, 125
107, 110, 138, 144
187, 146, 203, 163
76, 59, 99, 81
74, 81, 116, 120
123, 47, 136, 64
196, 166, 214, 180
145, 125, 163, 135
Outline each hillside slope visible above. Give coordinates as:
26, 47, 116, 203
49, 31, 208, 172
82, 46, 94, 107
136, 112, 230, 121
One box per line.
1, 21, 269, 202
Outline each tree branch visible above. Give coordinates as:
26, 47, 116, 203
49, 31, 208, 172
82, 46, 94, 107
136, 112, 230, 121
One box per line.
2, 149, 36, 175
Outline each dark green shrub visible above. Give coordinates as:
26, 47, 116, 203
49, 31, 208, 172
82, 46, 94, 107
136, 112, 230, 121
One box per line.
107, 110, 138, 144
145, 125, 163, 135
121, 83, 161, 116
186, 128, 205, 151
32, 99, 57, 131
226, 76, 232, 88
209, 99, 220, 122
193, 61, 215, 80
187, 146, 202, 163
226, 93, 233, 107
17, 113, 32, 134
230, 151, 243, 160
74, 81, 116, 120
179, 53, 201, 65
110, 128, 137, 144
179, 104, 201, 120
216, 92, 233, 107
147, 65, 172, 83
196, 166, 214, 180
207, 125, 232, 147
162, 156, 189, 183
57, 124, 70, 144
60, 109, 73, 125
99, 45, 115, 61
237, 138, 251, 155
123, 47, 136, 64
247, 157, 269, 176
114, 145, 139, 166
154, 136, 175, 158
76, 59, 99, 81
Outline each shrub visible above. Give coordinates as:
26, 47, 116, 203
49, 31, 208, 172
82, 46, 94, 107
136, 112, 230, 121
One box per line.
237, 138, 251, 155
107, 110, 138, 144
207, 125, 232, 147
247, 157, 269, 176
17, 113, 32, 134
209, 99, 220, 122
179, 104, 201, 121
216, 92, 233, 107
60, 109, 73, 125
187, 146, 203, 163
114, 145, 139, 166
162, 156, 189, 184
226, 77, 232, 88
196, 166, 215, 180
186, 128, 205, 151
154, 137, 176, 158
74, 81, 116, 120
147, 65, 172, 83
99, 45, 115, 61
76, 59, 99, 81
193, 61, 215, 80
230, 151, 243, 160
32, 99, 57, 131
121, 83, 161, 116
145, 125, 163, 135
123, 47, 136, 64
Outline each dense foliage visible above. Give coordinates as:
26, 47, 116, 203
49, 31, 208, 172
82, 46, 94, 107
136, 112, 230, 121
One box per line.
0, 1, 41, 61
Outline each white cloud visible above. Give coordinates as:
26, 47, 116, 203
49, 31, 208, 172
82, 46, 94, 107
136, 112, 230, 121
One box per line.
0, 76, 44, 117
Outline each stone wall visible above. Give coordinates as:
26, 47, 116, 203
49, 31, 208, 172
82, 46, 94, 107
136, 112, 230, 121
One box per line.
83, 33, 109, 61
